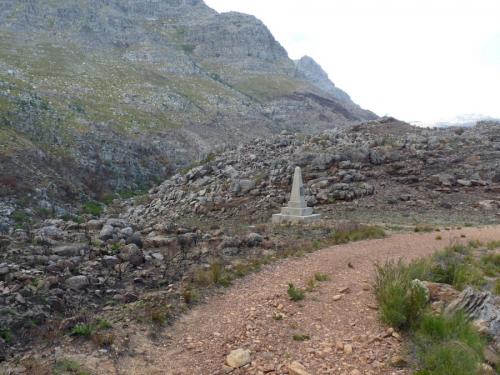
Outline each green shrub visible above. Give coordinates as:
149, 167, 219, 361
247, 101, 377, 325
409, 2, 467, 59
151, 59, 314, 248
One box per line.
415, 341, 482, 375
53, 358, 91, 375
314, 272, 330, 282
71, 323, 93, 337
416, 312, 485, 356
81, 201, 103, 216
95, 318, 112, 330
292, 333, 310, 341
0, 327, 12, 343
194, 261, 232, 287
287, 283, 305, 301
374, 259, 428, 329
480, 253, 500, 277
431, 246, 484, 290
12, 210, 31, 225
36, 207, 53, 219
375, 247, 488, 375
331, 225, 385, 244
312, 239, 322, 249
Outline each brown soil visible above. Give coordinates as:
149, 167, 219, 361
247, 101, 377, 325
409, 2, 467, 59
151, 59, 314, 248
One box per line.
49, 226, 500, 374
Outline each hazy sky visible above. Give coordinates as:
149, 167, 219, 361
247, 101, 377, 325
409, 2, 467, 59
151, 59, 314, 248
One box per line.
205, 0, 500, 123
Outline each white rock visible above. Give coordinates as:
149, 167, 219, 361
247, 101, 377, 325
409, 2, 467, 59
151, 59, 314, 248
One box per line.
226, 348, 251, 368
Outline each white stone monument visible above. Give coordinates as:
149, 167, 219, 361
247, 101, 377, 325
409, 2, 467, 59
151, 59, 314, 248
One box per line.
272, 166, 321, 224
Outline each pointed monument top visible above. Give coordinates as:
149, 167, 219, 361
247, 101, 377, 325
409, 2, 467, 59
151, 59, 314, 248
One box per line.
272, 165, 320, 223
288, 166, 307, 209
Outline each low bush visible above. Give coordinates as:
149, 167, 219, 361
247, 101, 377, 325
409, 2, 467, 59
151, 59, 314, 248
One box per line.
314, 272, 330, 282
331, 224, 385, 244
287, 283, 305, 301
415, 341, 483, 375
70, 323, 93, 337
414, 224, 434, 233
91, 332, 115, 348
292, 333, 310, 341
305, 277, 316, 292
431, 245, 484, 290
53, 358, 90, 375
375, 244, 488, 375
194, 261, 232, 287
374, 259, 428, 329
95, 318, 112, 330
181, 286, 200, 305
81, 201, 103, 217
0, 327, 12, 343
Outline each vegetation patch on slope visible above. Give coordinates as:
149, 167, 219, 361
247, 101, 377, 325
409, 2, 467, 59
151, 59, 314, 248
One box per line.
374, 240, 500, 374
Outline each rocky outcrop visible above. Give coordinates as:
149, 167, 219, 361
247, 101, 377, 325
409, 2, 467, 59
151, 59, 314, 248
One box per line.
124, 119, 500, 226
445, 288, 500, 351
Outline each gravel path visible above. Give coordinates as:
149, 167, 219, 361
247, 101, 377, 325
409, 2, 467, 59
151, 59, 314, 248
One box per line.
102, 226, 500, 375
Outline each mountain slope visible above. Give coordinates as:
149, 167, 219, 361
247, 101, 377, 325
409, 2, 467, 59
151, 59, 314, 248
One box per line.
0, 0, 376, 213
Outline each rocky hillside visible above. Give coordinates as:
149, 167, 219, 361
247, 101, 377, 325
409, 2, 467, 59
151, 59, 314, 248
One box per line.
0, 0, 375, 214
126, 118, 500, 228
0, 117, 499, 364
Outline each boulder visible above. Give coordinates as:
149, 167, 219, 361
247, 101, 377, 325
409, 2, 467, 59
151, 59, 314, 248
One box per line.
86, 219, 104, 230
288, 361, 310, 375
65, 275, 89, 290
103, 255, 119, 267
431, 173, 456, 187
53, 244, 87, 257
246, 232, 263, 247
99, 225, 114, 241
226, 348, 251, 368
118, 244, 144, 266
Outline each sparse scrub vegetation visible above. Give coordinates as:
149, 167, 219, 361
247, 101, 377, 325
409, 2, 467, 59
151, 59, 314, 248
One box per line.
193, 261, 232, 287
314, 272, 330, 282
287, 283, 305, 301
70, 323, 93, 338
91, 332, 115, 348
53, 358, 91, 375
414, 224, 434, 233
0, 327, 12, 343
414, 313, 485, 375
305, 277, 316, 292
374, 259, 428, 329
80, 201, 103, 217
95, 318, 112, 330
330, 224, 385, 244
181, 286, 200, 305
145, 303, 170, 326
292, 333, 310, 341
374, 240, 497, 375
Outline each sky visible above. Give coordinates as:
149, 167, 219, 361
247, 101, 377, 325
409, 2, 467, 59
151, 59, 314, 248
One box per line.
204, 0, 500, 123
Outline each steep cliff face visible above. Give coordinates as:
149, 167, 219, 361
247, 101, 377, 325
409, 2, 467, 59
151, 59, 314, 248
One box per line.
0, 0, 376, 212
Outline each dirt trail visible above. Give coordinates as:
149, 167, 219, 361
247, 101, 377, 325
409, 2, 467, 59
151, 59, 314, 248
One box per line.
90, 226, 500, 375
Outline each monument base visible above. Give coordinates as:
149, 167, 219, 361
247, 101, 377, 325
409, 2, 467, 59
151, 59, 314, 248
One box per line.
272, 213, 321, 224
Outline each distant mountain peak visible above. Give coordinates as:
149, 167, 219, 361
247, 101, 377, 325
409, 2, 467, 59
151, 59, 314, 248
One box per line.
294, 55, 351, 102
